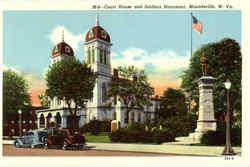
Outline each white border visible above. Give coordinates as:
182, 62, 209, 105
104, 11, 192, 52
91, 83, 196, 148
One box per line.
0, 0, 249, 167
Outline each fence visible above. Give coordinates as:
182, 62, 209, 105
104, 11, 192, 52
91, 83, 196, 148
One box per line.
3, 114, 37, 138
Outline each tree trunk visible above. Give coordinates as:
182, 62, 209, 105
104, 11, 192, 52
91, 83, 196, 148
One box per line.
72, 104, 78, 129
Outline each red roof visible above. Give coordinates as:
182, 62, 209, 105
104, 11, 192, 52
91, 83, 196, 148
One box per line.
85, 26, 111, 43
52, 41, 74, 57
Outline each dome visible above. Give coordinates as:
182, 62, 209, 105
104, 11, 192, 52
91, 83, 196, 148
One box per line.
85, 25, 111, 43
52, 41, 74, 57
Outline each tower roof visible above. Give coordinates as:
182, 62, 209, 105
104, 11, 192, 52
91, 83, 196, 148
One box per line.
85, 15, 111, 43
52, 41, 74, 57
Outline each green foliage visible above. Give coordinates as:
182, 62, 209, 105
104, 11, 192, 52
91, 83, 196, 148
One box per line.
156, 115, 197, 137
157, 88, 188, 119
3, 69, 31, 122
38, 93, 50, 107
80, 120, 111, 135
200, 128, 241, 146
109, 122, 176, 144
181, 38, 242, 124
45, 58, 97, 128
106, 66, 154, 123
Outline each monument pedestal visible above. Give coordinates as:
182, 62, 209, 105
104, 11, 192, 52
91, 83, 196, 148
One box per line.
189, 76, 217, 141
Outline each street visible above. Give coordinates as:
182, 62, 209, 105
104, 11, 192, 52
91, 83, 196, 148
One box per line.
3, 145, 176, 156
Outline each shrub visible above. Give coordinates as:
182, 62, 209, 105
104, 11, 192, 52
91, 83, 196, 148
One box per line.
80, 119, 111, 135
109, 122, 177, 144
200, 128, 241, 146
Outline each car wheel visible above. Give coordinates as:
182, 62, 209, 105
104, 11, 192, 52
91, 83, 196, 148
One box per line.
14, 141, 20, 148
62, 141, 68, 150
44, 141, 49, 149
31, 144, 35, 149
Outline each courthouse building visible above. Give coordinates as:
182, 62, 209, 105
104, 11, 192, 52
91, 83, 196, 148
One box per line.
36, 16, 160, 129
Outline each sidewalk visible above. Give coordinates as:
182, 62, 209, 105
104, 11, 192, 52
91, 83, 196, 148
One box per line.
3, 138, 241, 156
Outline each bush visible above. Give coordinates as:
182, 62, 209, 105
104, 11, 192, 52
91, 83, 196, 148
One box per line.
200, 128, 241, 146
109, 122, 177, 144
156, 115, 196, 137
80, 119, 111, 135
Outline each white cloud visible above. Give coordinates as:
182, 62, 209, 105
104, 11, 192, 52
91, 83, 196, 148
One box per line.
111, 48, 190, 75
48, 25, 85, 52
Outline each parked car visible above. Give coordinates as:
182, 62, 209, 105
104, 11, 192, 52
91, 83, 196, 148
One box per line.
14, 130, 48, 148
44, 128, 86, 150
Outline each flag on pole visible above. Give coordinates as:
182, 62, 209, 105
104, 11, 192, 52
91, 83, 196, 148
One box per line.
192, 15, 202, 34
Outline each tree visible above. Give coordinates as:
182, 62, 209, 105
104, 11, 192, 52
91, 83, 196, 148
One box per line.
181, 38, 242, 126
45, 58, 97, 129
106, 66, 154, 124
3, 69, 31, 121
38, 93, 50, 107
157, 88, 188, 120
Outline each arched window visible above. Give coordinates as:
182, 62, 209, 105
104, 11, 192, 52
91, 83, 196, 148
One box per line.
113, 111, 116, 120
100, 49, 103, 64
55, 112, 62, 128
102, 83, 106, 102
104, 50, 107, 64
39, 114, 45, 128
131, 112, 135, 122
138, 112, 141, 122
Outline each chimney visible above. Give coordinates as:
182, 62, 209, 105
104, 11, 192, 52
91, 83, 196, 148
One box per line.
113, 69, 118, 78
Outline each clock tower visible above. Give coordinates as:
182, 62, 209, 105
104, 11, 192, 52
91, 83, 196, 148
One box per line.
84, 15, 113, 120
84, 15, 112, 76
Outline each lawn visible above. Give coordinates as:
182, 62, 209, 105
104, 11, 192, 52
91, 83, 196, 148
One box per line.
84, 132, 111, 143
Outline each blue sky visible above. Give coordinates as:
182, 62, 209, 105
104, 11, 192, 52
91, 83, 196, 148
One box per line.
3, 10, 241, 97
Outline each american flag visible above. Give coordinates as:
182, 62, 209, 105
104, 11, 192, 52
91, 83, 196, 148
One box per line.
192, 15, 202, 34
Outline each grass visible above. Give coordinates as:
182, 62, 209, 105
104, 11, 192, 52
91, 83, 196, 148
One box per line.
84, 132, 111, 143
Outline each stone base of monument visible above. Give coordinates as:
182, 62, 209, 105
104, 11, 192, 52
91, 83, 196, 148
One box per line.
188, 120, 217, 142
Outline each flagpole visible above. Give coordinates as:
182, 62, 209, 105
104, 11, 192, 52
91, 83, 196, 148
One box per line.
191, 12, 193, 57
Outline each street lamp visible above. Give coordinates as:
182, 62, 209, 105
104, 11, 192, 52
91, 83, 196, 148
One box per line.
18, 109, 22, 137
222, 79, 235, 155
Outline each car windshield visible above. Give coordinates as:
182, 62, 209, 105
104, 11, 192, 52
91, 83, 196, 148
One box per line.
38, 131, 48, 138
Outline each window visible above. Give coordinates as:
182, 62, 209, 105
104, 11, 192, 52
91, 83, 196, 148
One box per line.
104, 50, 107, 64
65, 46, 71, 53
100, 49, 103, 64
102, 83, 106, 102
138, 112, 141, 122
113, 111, 116, 120
57, 99, 61, 105
131, 112, 135, 122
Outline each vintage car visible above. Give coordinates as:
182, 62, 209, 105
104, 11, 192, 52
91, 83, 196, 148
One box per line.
44, 128, 86, 150
13, 130, 48, 148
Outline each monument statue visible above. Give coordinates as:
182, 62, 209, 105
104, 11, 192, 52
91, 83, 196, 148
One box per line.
200, 53, 208, 76
189, 53, 217, 141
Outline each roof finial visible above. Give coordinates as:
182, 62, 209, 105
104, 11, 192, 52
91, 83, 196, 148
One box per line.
62, 30, 64, 42
96, 14, 99, 26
